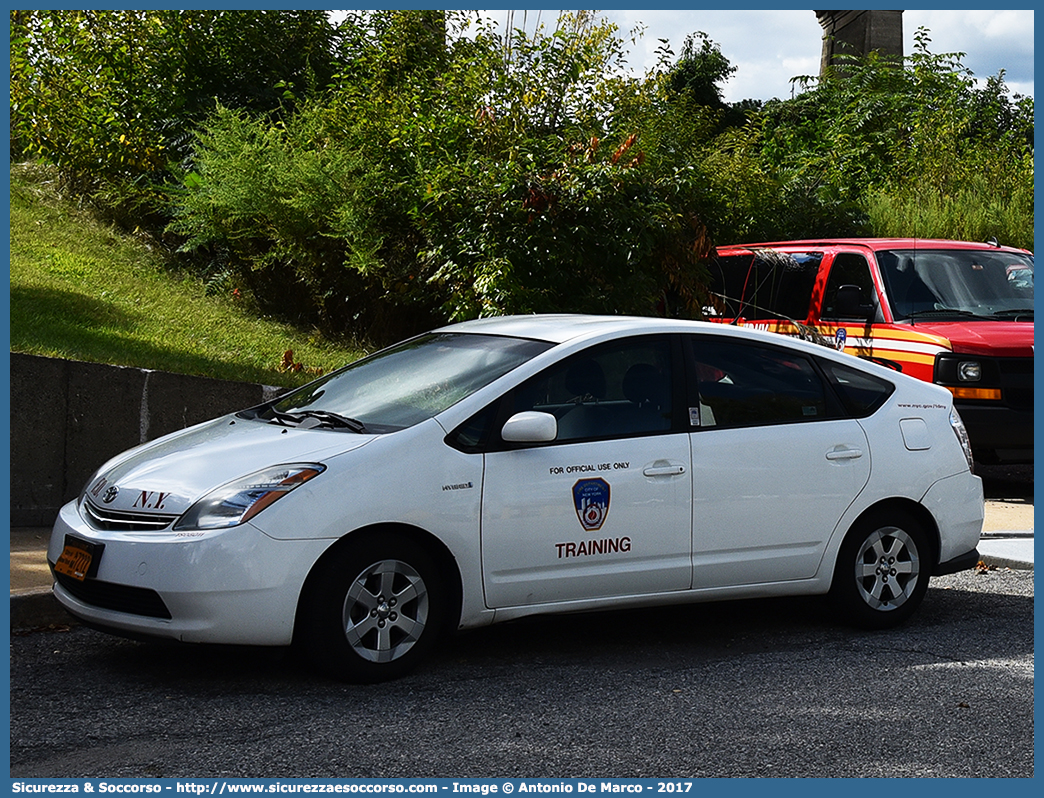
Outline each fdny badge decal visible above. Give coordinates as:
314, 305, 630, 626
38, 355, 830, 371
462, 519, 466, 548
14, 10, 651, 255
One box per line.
573, 478, 610, 532
835, 327, 848, 351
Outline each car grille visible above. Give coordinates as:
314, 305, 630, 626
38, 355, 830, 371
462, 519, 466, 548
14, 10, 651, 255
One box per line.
82, 500, 178, 532
53, 570, 172, 620
1000, 357, 1033, 412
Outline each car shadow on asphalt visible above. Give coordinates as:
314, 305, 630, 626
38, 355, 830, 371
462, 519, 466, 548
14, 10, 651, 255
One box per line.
21, 575, 1030, 691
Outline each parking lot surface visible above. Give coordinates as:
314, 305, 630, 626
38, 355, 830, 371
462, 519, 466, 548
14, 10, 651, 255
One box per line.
10, 567, 1033, 779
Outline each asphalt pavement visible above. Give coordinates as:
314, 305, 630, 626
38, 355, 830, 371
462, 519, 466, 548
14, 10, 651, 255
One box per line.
11, 566, 1035, 777
9, 504, 1033, 630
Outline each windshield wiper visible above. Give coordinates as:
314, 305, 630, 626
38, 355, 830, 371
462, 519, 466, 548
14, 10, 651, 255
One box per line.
988, 308, 1034, 319
296, 410, 367, 432
268, 409, 367, 433
268, 408, 300, 427
907, 308, 994, 322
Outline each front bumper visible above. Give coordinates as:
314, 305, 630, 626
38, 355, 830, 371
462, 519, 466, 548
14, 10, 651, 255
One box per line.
47, 500, 333, 646
957, 404, 1033, 464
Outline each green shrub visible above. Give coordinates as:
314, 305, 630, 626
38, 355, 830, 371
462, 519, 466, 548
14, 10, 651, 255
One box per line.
10, 9, 340, 225
169, 12, 735, 339
13, 11, 1033, 352
757, 29, 1034, 246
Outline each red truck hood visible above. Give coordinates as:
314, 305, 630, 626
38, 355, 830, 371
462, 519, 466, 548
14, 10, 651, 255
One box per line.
909, 320, 1034, 358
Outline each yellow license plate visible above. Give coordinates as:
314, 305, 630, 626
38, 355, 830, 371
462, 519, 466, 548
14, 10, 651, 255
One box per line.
54, 539, 95, 581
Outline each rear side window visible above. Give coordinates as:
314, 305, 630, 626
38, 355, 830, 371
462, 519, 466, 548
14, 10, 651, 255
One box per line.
705, 251, 822, 322
705, 254, 756, 317
688, 337, 838, 428
818, 359, 895, 417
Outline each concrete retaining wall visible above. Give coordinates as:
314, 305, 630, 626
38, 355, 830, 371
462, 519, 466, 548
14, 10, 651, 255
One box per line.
10, 353, 284, 526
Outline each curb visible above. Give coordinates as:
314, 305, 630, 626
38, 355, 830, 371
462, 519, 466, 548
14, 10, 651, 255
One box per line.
10, 587, 75, 631
978, 553, 1034, 571
979, 556, 1033, 571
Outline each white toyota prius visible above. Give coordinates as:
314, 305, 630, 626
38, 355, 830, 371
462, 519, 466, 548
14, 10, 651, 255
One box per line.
49, 315, 984, 682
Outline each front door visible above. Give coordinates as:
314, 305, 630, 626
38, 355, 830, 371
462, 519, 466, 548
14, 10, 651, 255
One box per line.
480, 335, 692, 608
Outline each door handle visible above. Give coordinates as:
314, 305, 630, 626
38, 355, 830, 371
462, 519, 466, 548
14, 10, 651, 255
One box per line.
826, 448, 863, 461
643, 464, 686, 477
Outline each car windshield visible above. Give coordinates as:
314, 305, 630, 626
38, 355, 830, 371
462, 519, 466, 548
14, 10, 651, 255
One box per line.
256, 333, 553, 433
877, 249, 1034, 321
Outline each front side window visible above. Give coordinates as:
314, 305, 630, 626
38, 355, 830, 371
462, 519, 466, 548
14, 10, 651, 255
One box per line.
877, 249, 1034, 320
506, 336, 675, 443
689, 338, 837, 428
255, 333, 553, 433
821, 252, 881, 321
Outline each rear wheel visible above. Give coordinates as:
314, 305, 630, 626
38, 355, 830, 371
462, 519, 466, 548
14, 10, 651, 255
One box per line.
831, 511, 931, 629
300, 533, 446, 683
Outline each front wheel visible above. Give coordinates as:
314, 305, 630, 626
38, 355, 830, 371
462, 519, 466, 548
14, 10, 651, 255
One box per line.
299, 533, 446, 683
831, 511, 931, 629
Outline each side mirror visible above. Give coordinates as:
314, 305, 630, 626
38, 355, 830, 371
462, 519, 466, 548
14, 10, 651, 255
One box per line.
835, 284, 875, 320
501, 411, 557, 443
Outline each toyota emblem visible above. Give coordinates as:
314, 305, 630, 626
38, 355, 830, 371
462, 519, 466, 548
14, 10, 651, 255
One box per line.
102, 485, 120, 504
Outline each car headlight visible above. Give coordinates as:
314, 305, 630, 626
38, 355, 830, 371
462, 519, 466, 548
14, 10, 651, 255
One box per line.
934, 353, 1001, 401
948, 408, 975, 473
174, 464, 325, 531
957, 361, 982, 381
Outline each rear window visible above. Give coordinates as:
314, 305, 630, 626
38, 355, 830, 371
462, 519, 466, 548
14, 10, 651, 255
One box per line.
706, 251, 822, 321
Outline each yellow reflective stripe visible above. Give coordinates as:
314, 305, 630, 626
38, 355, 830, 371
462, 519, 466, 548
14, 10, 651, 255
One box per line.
869, 350, 938, 367
817, 324, 952, 350
734, 321, 952, 367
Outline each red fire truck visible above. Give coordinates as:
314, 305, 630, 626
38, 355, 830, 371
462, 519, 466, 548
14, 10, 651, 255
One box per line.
706, 238, 1033, 464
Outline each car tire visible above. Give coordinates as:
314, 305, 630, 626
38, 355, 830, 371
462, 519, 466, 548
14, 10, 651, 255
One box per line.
830, 511, 931, 630
299, 533, 446, 683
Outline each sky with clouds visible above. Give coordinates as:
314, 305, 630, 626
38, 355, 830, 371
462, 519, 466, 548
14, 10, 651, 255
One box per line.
467, 9, 1034, 102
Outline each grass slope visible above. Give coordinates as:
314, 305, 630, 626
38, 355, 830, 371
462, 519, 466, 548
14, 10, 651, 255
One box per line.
9, 163, 365, 387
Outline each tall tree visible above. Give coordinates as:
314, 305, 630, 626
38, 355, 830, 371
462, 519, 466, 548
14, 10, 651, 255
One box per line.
669, 31, 735, 108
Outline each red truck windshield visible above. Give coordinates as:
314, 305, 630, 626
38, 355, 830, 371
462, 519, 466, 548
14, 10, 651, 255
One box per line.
876, 249, 1034, 321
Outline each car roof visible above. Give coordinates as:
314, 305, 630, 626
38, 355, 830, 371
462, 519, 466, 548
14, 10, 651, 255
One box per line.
424, 313, 939, 428
716, 238, 1032, 255
430, 313, 870, 364
434, 314, 681, 344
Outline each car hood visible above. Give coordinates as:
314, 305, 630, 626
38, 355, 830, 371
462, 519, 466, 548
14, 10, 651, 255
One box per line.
82, 416, 376, 517
909, 320, 1034, 358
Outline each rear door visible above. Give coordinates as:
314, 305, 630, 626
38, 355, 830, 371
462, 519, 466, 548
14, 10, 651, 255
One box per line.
686, 334, 871, 587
